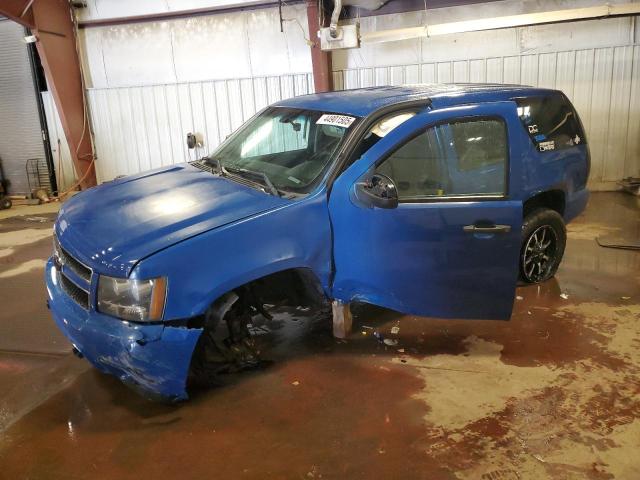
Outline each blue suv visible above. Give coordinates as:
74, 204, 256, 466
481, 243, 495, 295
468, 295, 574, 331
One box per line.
46, 84, 590, 400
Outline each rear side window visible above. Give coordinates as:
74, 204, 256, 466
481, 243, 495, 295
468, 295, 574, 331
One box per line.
450, 119, 507, 172
515, 95, 585, 152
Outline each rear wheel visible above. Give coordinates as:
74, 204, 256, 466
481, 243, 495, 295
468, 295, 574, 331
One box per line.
519, 209, 566, 284
188, 291, 261, 388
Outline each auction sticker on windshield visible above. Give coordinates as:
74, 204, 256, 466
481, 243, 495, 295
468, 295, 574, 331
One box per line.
317, 114, 356, 128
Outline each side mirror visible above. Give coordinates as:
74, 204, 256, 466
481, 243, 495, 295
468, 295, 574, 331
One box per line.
355, 173, 399, 209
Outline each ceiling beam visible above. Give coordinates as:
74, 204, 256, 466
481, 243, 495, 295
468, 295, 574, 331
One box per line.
0, 0, 35, 27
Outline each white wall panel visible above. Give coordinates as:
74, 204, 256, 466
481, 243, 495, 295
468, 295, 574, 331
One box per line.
78, 0, 278, 21
79, 4, 311, 89
605, 46, 634, 182
332, 7, 640, 190
334, 42, 640, 190
86, 73, 313, 183
625, 46, 640, 179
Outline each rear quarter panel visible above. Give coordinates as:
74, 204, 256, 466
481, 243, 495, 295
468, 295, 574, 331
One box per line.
517, 93, 590, 222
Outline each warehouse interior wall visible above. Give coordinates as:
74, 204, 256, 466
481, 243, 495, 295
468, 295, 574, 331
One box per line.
48, 0, 640, 189
70, 2, 312, 182
333, 0, 640, 191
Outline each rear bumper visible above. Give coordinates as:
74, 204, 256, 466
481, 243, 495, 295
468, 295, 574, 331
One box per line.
45, 259, 202, 401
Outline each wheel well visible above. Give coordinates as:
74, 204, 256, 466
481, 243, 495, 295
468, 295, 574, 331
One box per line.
237, 268, 328, 309
523, 190, 565, 218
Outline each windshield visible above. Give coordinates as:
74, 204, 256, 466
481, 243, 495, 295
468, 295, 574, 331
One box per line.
208, 107, 357, 194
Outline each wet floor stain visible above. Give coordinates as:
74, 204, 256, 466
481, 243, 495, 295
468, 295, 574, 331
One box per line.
0, 213, 70, 354
0, 193, 637, 479
0, 259, 47, 279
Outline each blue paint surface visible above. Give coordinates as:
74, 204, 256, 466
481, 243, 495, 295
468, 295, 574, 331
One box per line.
48, 84, 590, 399
45, 260, 201, 401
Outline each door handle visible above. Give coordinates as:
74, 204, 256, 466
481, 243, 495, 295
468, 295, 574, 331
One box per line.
463, 224, 511, 233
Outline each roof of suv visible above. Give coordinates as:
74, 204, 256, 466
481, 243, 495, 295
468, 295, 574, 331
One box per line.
275, 84, 560, 117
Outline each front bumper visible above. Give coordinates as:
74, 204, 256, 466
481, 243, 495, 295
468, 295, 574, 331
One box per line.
45, 259, 202, 401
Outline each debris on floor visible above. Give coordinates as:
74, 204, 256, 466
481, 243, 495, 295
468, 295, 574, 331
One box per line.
618, 176, 640, 196
597, 235, 640, 250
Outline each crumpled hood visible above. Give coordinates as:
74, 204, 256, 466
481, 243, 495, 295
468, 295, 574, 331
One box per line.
55, 163, 287, 276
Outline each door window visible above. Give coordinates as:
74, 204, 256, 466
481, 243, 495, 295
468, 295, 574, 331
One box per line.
515, 94, 586, 152
374, 118, 508, 200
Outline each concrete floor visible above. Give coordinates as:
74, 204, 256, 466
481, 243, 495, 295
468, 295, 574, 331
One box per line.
0, 192, 638, 480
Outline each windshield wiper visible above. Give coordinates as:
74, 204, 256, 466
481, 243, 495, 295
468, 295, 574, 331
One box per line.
224, 166, 280, 197
203, 156, 223, 175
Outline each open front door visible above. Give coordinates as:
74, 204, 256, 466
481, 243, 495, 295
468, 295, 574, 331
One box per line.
329, 102, 522, 320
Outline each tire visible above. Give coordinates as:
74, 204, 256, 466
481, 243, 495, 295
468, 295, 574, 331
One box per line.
188, 291, 261, 388
519, 208, 566, 284
0, 197, 10, 210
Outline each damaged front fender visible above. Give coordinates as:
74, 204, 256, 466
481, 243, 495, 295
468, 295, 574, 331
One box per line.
46, 260, 203, 401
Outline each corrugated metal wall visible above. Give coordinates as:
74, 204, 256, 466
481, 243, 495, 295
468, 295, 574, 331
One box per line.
66, 0, 639, 189
333, 44, 640, 190
85, 73, 314, 182
333, 45, 640, 189
0, 19, 48, 195
331, 0, 640, 191
70, 2, 313, 183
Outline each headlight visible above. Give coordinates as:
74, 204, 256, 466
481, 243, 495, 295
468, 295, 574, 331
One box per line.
97, 276, 167, 322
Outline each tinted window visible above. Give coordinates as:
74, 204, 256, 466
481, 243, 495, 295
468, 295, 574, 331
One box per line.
516, 95, 586, 152
450, 119, 507, 172
375, 118, 507, 199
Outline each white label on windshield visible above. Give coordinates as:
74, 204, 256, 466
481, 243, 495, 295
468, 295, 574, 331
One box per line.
317, 114, 356, 128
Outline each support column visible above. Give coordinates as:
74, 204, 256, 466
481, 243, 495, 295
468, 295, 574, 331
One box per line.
0, 0, 97, 189
306, 0, 332, 93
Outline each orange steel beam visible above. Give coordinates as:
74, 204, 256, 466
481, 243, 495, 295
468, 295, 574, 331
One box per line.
0, 0, 97, 189
0, 0, 35, 27
306, 0, 332, 93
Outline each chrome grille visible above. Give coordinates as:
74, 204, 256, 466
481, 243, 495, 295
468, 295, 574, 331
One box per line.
59, 271, 89, 309
53, 236, 92, 282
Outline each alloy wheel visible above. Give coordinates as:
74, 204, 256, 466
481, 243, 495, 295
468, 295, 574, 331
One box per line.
522, 225, 558, 283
